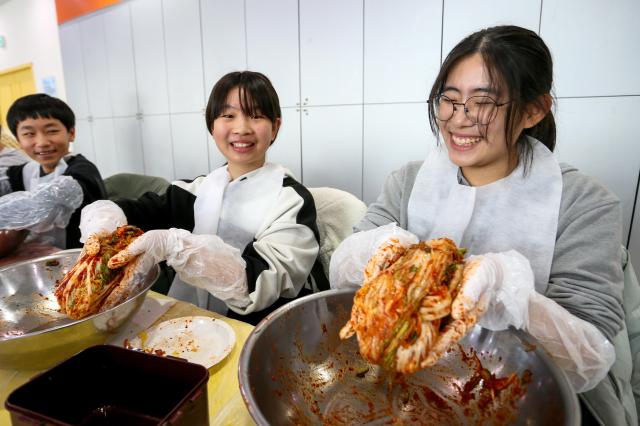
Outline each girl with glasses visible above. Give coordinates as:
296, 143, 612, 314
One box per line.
331, 25, 631, 424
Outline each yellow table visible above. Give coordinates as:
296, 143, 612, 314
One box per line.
0, 293, 256, 426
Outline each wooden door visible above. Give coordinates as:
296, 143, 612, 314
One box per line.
0, 64, 36, 129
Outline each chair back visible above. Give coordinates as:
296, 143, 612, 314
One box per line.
309, 187, 367, 278
104, 173, 170, 200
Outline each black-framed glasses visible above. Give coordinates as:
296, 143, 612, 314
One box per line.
431, 94, 510, 125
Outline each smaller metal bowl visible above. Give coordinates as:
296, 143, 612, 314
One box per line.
0, 229, 28, 258
0, 249, 158, 370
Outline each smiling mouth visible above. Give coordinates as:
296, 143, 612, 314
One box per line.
35, 149, 56, 155
230, 142, 254, 148
451, 135, 482, 146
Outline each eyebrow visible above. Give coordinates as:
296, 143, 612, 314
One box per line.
442, 86, 499, 96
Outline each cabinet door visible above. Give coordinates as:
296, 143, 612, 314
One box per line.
246, 0, 299, 108
58, 23, 90, 119
364, 0, 442, 104
441, 0, 540, 57
113, 117, 144, 175
171, 113, 210, 179
554, 96, 640, 244
302, 105, 362, 198
103, 4, 138, 117
131, 0, 170, 115
363, 103, 434, 204
541, 0, 640, 97
91, 118, 118, 178
268, 107, 301, 179
80, 15, 112, 118
72, 119, 95, 163
163, 0, 205, 113
140, 114, 175, 181
299, 0, 363, 106
200, 0, 246, 96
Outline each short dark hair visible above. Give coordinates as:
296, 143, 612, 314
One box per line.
428, 25, 556, 170
205, 71, 281, 136
7, 93, 76, 137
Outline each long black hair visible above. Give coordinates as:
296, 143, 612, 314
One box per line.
428, 25, 556, 170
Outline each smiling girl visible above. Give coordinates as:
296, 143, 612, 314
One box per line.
80, 71, 328, 325
331, 26, 631, 424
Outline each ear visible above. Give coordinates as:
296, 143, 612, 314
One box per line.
523, 94, 552, 129
68, 127, 76, 142
271, 117, 282, 144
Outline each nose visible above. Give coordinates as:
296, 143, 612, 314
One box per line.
450, 102, 473, 126
232, 115, 253, 135
34, 131, 51, 146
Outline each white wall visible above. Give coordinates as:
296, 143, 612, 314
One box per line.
0, 0, 66, 99
56, 0, 640, 269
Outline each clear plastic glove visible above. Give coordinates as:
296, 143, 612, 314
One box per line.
79, 200, 127, 244
0, 175, 83, 232
108, 228, 248, 304
439, 250, 614, 393
329, 223, 418, 289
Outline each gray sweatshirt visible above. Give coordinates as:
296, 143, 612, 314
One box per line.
357, 161, 625, 342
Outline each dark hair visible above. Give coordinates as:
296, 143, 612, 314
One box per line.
7, 93, 76, 137
205, 71, 281, 139
428, 25, 556, 169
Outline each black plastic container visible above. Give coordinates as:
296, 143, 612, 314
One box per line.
5, 345, 209, 425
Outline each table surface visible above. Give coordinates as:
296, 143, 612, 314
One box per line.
0, 292, 256, 426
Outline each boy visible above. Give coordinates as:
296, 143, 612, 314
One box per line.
0, 94, 107, 248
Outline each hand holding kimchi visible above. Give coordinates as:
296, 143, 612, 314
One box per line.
54, 226, 145, 320
340, 238, 483, 374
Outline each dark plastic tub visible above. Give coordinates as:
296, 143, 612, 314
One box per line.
5, 345, 209, 425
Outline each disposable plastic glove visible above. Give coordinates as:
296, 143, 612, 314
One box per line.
329, 223, 418, 289
79, 200, 128, 244
426, 250, 614, 393
108, 228, 249, 305
0, 175, 83, 232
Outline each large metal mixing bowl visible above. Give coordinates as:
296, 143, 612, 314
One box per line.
239, 289, 580, 425
0, 249, 158, 370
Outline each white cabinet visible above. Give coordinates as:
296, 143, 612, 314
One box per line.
58, 23, 89, 119
113, 117, 145, 175
246, 0, 300, 108
364, 0, 442, 104
139, 114, 175, 181
171, 113, 210, 179
441, 0, 540, 58
541, 0, 640, 97
554, 96, 640, 244
363, 103, 433, 204
162, 0, 205, 113
268, 107, 301, 179
131, 0, 170, 115
103, 5, 138, 117
299, 0, 363, 106
200, 0, 246, 96
91, 118, 117, 178
302, 106, 362, 197
72, 119, 95, 163
80, 15, 112, 118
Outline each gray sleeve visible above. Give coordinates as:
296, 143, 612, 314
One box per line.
545, 167, 625, 341
355, 161, 422, 232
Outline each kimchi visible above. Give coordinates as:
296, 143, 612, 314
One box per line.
54, 225, 144, 320
340, 238, 470, 374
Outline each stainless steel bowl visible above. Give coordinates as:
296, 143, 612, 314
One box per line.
0, 229, 28, 258
239, 289, 580, 425
0, 249, 158, 370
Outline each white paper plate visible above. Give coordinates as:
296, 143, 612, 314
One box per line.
128, 316, 236, 368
